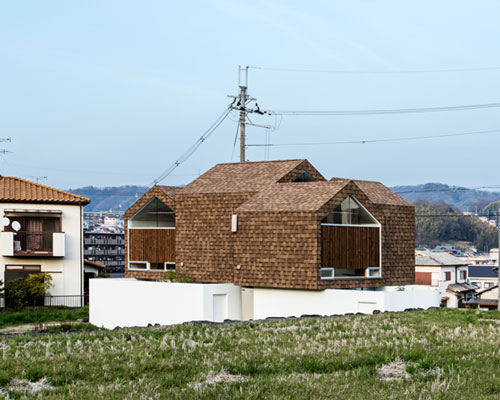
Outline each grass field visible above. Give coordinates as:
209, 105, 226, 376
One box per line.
0, 306, 88, 329
1, 309, 500, 399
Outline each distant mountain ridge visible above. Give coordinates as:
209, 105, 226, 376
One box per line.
67, 182, 500, 213
390, 183, 500, 212
67, 185, 149, 212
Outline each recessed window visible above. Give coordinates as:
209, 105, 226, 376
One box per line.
322, 196, 378, 225
129, 261, 149, 270
320, 268, 334, 280
366, 267, 381, 278
293, 171, 315, 183
129, 198, 175, 228
164, 262, 176, 271
333, 268, 366, 278
459, 270, 467, 280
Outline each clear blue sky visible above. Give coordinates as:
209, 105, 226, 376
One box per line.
1, 1, 500, 190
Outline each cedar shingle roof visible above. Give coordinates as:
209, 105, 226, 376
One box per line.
0, 176, 90, 205
330, 178, 411, 206
157, 185, 183, 200
181, 160, 307, 194
235, 181, 349, 212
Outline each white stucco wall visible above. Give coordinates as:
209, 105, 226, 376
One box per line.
252, 286, 440, 319
0, 203, 83, 299
90, 279, 241, 329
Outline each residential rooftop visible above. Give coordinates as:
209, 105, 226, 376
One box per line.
0, 176, 90, 205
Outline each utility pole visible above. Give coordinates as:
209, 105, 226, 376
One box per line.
228, 66, 266, 163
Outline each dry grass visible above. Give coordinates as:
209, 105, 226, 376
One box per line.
0, 308, 500, 399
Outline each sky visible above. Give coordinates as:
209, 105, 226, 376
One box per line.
1, 1, 500, 190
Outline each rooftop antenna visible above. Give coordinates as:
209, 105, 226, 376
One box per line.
228, 66, 268, 162
30, 176, 47, 184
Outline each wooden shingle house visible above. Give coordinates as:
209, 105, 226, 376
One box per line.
91, 159, 438, 328
125, 159, 414, 289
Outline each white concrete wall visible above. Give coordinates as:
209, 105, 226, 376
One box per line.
90, 279, 242, 329
252, 286, 440, 319
0, 203, 83, 299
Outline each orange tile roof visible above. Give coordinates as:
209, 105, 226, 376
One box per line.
181, 159, 307, 194
0, 176, 90, 205
330, 178, 411, 206
236, 181, 349, 212
84, 260, 106, 269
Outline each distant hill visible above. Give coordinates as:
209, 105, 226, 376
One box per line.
482, 200, 500, 216
67, 186, 149, 212
415, 200, 497, 251
390, 183, 500, 212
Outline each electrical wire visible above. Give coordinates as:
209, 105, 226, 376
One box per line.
248, 65, 500, 74
151, 106, 231, 186
266, 102, 500, 116
230, 122, 240, 162
246, 128, 500, 148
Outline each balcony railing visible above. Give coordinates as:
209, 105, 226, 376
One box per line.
1, 231, 65, 257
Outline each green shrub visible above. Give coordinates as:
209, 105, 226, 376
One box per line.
160, 271, 195, 283
5, 273, 53, 310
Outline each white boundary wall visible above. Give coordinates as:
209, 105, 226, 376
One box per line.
90, 279, 439, 329
252, 285, 440, 319
90, 279, 241, 329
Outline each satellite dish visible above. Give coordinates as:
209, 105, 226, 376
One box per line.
11, 221, 21, 232
2, 217, 10, 227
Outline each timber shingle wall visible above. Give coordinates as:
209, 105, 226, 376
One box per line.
175, 192, 254, 283
124, 160, 415, 288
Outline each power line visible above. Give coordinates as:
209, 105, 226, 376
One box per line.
247, 128, 500, 148
394, 185, 500, 195
150, 106, 231, 186
249, 65, 500, 74
266, 102, 500, 116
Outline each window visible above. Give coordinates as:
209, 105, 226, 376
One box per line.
3, 212, 62, 254
485, 282, 495, 289
320, 268, 334, 280
129, 261, 149, 270
293, 171, 315, 183
128, 261, 176, 271
445, 271, 451, 281
321, 196, 378, 226
4, 265, 41, 284
164, 262, 176, 271
459, 270, 467, 280
366, 267, 381, 278
471, 282, 481, 288
128, 197, 175, 228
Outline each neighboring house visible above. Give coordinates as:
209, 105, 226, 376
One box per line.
468, 265, 497, 291
415, 250, 471, 307
465, 284, 498, 310
125, 159, 415, 289
432, 245, 462, 257
0, 176, 90, 306
84, 231, 125, 273
83, 259, 106, 293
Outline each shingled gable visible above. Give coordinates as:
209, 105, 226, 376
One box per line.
180, 159, 325, 194
125, 185, 181, 219
0, 176, 90, 205
235, 181, 349, 213
330, 177, 410, 207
